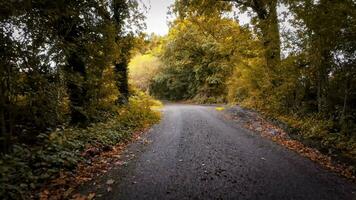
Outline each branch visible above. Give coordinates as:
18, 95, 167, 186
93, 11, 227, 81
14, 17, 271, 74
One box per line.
221, 0, 252, 8
221, 0, 268, 19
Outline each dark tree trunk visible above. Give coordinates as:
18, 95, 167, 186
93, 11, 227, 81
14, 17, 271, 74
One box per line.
315, 45, 329, 113
112, 0, 131, 104
230, 0, 281, 80
316, 70, 327, 113
115, 58, 129, 104
0, 63, 13, 152
0, 82, 8, 152
65, 50, 88, 124
258, 0, 281, 72
58, 12, 88, 124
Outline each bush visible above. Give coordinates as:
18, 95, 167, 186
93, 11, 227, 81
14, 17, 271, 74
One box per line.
0, 94, 161, 199
192, 94, 226, 104
276, 114, 356, 167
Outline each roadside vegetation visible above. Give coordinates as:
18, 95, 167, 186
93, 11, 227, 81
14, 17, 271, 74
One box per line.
135, 1, 356, 172
1, 0, 356, 198
1, 92, 160, 199
0, 1, 161, 199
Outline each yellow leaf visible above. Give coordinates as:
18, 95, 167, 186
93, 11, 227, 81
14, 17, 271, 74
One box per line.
215, 107, 225, 111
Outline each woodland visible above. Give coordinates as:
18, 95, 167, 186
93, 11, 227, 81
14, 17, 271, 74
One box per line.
134, 0, 356, 168
0, 0, 161, 198
1, 0, 356, 199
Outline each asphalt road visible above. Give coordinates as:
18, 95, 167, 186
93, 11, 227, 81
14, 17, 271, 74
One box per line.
81, 104, 356, 200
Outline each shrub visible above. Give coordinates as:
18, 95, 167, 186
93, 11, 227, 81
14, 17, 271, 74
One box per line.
0, 94, 161, 199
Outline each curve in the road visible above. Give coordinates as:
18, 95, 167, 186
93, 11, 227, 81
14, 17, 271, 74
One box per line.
79, 104, 356, 200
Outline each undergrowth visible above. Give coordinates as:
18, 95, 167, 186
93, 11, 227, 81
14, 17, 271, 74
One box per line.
0, 93, 161, 199
276, 114, 356, 168
239, 101, 356, 172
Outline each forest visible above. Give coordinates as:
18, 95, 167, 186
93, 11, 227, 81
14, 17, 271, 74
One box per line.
129, 0, 356, 180
134, 0, 356, 167
0, 0, 162, 198
1, 0, 356, 199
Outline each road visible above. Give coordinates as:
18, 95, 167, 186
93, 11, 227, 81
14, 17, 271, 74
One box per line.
80, 104, 356, 200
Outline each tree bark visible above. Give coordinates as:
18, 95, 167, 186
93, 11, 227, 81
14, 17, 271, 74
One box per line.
0, 80, 8, 152
112, 0, 131, 104
65, 50, 88, 124
115, 58, 129, 104
258, 0, 281, 71
58, 12, 88, 124
229, 0, 281, 72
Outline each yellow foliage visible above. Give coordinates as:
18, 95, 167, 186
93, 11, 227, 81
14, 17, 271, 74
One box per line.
128, 54, 162, 91
215, 107, 225, 111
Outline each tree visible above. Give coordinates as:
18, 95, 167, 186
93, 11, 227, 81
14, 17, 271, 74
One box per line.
174, 0, 281, 73
230, 0, 281, 72
112, 0, 145, 104
286, 0, 356, 116
0, 0, 145, 151
150, 15, 257, 103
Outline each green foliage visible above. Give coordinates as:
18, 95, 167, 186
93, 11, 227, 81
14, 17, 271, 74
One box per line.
174, 0, 281, 72
0, 93, 160, 199
149, 0, 356, 164
0, 0, 147, 151
150, 16, 254, 103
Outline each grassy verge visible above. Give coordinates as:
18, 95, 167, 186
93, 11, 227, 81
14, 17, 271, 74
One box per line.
275, 115, 356, 168
238, 103, 356, 176
0, 93, 161, 199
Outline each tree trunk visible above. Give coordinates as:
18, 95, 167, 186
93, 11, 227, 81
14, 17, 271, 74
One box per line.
342, 88, 348, 119
258, 0, 281, 71
0, 81, 8, 152
65, 50, 88, 124
315, 44, 329, 113
115, 58, 129, 104
112, 0, 130, 104
231, 0, 281, 79
57, 11, 88, 124
342, 72, 352, 120
316, 70, 326, 113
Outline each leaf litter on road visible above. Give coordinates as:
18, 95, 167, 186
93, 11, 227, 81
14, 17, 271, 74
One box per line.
223, 107, 355, 181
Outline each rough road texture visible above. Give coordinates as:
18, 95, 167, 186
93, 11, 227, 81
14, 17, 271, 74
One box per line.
79, 104, 356, 200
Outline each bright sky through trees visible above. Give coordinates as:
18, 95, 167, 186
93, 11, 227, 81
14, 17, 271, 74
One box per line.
141, 0, 251, 36
141, 0, 174, 36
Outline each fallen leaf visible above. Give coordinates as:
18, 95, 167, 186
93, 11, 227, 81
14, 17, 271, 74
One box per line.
39, 189, 49, 200
114, 160, 124, 165
215, 107, 225, 111
87, 192, 96, 200
72, 193, 86, 200
63, 188, 75, 198
106, 179, 115, 185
